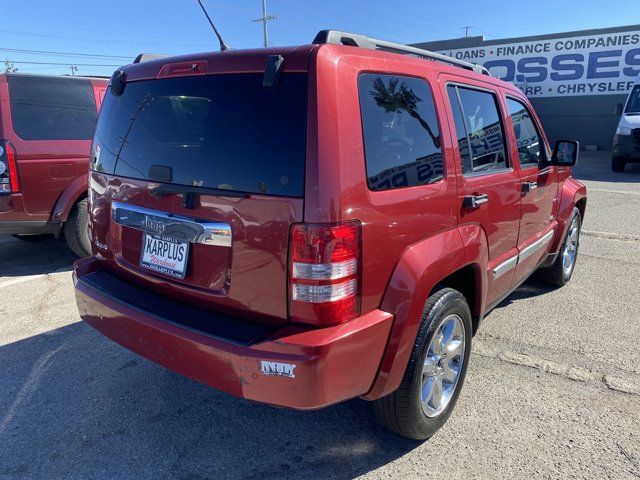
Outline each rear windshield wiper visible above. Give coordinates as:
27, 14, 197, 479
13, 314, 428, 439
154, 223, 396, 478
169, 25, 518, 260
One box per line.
150, 184, 248, 209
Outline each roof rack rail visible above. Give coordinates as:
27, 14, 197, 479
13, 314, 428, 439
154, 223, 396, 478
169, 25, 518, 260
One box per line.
312, 30, 490, 76
133, 53, 170, 64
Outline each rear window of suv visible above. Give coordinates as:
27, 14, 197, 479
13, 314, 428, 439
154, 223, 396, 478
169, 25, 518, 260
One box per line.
7, 75, 97, 141
92, 73, 307, 197
358, 74, 443, 191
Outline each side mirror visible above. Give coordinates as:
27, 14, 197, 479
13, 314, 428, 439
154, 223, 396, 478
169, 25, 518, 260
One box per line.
551, 140, 579, 167
615, 102, 624, 116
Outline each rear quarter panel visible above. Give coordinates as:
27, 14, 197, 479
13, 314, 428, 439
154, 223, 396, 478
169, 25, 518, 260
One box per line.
311, 46, 499, 399
310, 45, 460, 315
362, 228, 471, 399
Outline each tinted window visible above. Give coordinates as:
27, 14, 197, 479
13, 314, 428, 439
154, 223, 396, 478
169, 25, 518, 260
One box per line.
92, 73, 307, 197
358, 74, 443, 191
447, 86, 472, 174
7, 75, 97, 140
450, 86, 508, 174
625, 85, 640, 114
507, 98, 545, 167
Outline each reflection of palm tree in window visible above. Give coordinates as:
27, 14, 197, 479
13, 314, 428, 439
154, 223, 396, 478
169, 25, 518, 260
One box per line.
370, 77, 441, 149
468, 105, 483, 133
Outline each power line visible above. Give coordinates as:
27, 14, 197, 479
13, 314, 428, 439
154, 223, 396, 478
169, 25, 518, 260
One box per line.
0, 28, 210, 48
206, 1, 254, 14
280, 0, 456, 41
0, 47, 134, 60
6, 60, 121, 67
13, 65, 62, 71
271, 0, 490, 41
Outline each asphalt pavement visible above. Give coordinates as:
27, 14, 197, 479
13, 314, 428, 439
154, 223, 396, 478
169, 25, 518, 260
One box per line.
0, 152, 639, 479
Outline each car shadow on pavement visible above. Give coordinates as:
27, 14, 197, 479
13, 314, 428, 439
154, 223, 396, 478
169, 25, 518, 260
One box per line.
0, 322, 419, 480
494, 276, 556, 310
573, 154, 640, 183
0, 235, 75, 277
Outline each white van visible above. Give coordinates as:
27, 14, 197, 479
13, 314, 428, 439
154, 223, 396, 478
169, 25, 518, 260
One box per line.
612, 76, 640, 172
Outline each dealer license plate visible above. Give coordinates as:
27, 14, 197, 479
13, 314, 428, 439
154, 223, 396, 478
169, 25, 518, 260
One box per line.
140, 233, 190, 279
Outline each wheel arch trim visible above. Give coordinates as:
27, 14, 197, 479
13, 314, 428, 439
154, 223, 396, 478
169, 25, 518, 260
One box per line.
550, 178, 586, 254
363, 227, 483, 400
50, 173, 89, 223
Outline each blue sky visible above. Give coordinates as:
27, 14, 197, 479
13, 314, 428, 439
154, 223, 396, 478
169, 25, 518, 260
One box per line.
2, 0, 639, 77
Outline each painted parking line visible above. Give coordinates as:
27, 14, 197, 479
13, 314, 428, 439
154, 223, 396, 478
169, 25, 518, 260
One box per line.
582, 230, 640, 242
587, 188, 640, 196
473, 339, 640, 397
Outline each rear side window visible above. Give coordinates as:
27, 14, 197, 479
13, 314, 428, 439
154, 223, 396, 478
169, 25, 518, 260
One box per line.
447, 87, 472, 174
7, 75, 97, 140
506, 98, 545, 167
92, 73, 307, 197
358, 74, 443, 191
447, 85, 508, 175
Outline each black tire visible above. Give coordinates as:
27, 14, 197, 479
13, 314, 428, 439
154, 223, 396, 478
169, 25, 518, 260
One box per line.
64, 198, 91, 257
373, 288, 472, 440
612, 156, 626, 172
540, 207, 581, 287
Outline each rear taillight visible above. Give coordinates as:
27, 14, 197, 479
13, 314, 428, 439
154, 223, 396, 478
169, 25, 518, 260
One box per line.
0, 140, 18, 194
289, 222, 361, 326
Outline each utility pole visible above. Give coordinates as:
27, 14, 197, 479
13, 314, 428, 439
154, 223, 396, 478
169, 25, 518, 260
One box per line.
70, 65, 78, 76
4, 60, 17, 73
252, 0, 277, 48
461, 26, 472, 38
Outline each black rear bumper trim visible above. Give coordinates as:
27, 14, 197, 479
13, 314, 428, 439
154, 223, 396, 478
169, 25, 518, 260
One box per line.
79, 270, 276, 347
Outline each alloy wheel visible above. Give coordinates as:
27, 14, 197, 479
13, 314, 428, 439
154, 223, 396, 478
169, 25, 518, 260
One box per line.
421, 314, 466, 418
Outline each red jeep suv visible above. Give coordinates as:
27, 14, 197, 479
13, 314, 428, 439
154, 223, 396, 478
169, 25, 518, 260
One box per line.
0, 73, 107, 256
74, 31, 586, 439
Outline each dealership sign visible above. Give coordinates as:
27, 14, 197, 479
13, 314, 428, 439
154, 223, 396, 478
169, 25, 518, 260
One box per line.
437, 30, 640, 97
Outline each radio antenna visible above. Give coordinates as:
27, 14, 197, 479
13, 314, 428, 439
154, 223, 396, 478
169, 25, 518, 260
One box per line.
196, 0, 231, 51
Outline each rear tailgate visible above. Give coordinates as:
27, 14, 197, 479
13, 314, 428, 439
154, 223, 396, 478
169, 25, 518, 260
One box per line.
89, 53, 310, 326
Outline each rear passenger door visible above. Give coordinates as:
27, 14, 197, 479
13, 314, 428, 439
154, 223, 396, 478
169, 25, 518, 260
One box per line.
504, 95, 558, 284
443, 78, 522, 307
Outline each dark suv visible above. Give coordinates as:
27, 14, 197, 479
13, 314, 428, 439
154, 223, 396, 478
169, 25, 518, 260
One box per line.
0, 73, 107, 256
74, 31, 587, 439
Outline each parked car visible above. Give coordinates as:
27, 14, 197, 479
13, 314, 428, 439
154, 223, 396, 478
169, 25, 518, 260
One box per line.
0, 73, 107, 256
73, 31, 587, 440
612, 75, 640, 172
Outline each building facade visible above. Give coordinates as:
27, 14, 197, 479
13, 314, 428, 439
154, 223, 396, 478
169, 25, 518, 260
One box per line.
412, 24, 640, 150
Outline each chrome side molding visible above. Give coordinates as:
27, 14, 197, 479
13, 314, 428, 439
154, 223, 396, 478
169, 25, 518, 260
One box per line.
493, 256, 518, 279
518, 230, 554, 263
493, 230, 555, 279
111, 201, 232, 247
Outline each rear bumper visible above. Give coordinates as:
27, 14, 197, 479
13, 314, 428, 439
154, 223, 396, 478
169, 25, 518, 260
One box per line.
73, 257, 394, 410
613, 134, 640, 162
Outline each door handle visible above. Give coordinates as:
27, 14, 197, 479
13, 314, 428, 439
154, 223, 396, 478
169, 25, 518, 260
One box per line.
522, 181, 538, 193
463, 193, 489, 209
